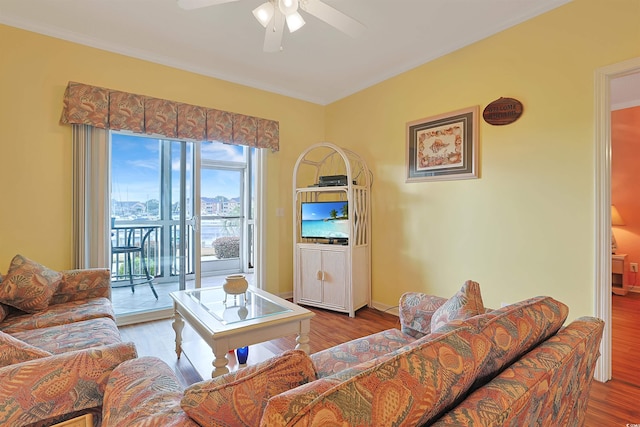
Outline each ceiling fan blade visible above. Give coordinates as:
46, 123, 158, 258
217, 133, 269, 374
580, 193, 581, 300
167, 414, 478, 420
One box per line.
300, 0, 365, 38
177, 0, 240, 10
263, 10, 285, 52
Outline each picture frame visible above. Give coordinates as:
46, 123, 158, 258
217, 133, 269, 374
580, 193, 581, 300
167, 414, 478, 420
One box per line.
406, 106, 479, 182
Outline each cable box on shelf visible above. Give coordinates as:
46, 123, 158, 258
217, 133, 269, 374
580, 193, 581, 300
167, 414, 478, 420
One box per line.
319, 175, 348, 186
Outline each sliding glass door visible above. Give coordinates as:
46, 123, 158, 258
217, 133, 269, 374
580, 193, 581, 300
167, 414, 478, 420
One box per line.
110, 133, 196, 321
110, 134, 255, 322
200, 141, 254, 278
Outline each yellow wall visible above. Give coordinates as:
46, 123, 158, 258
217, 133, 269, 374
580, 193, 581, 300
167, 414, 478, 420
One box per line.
0, 24, 324, 295
325, 0, 640, 318
1, 0, 639, 319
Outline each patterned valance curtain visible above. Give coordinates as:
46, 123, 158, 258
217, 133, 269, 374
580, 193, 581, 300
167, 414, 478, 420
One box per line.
59, 81, 279, 151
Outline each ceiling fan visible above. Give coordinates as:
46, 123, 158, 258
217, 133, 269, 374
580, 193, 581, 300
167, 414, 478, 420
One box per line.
177, 0, 366, 52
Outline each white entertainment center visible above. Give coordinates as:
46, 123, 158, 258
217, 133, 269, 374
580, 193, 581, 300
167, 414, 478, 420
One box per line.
293, 142, 371, 317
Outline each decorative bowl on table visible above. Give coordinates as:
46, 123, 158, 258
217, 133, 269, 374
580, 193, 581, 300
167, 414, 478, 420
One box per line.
223, 274, 248, 302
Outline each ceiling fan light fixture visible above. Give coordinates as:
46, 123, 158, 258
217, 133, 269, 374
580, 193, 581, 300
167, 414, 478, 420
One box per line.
278, 0, 298, 16
286, 11, 305, 33
181, 0, 366, 52
252, 2, 274, 28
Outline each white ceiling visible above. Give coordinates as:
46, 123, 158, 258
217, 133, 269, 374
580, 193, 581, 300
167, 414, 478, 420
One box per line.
1, 0, 636, 106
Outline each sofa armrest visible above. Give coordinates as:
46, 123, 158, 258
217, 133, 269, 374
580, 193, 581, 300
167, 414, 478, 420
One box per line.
50, 268, 112, 305
398, 292, 448, 338
181, 350, 316, 427
432, 317, 604, 426
102, 356, 197, 427
0, 342, 137, 427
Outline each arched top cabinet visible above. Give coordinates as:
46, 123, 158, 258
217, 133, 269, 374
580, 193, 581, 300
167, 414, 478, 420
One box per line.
292, 142, 371, 317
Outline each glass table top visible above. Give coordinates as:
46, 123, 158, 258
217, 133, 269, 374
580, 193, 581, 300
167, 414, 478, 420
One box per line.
185, 287, 291, 325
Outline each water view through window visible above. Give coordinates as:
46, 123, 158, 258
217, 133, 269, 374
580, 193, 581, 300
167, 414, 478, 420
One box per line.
110, 133, 255, 318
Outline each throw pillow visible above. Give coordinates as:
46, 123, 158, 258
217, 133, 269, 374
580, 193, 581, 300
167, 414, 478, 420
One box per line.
0, 331, 52, 367
430, 280, 485, 332
0, 255, 63, 313
463, 295, 569, 388
181, 349, 317, 427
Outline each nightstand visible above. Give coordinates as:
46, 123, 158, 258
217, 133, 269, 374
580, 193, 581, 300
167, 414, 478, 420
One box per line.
612, 253, 629, 296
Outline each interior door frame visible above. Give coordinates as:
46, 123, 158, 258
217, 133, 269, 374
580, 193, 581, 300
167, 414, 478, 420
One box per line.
594, 56, 640, 382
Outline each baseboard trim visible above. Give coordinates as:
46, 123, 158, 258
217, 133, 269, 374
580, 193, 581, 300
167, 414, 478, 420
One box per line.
116, 307, 173, 327
370, 300, 399, 317
279, 291, 293, 300
277, 293, 399, 317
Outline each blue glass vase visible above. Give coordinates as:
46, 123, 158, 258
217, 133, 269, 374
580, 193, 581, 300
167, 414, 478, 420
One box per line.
236, 346, 249, 364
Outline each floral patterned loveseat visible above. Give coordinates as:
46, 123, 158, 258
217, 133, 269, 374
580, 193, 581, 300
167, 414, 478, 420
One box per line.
0, 255, 137, 427
100, 281, 604, 427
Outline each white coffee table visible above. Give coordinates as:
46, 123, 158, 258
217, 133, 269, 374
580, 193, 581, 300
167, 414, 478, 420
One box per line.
170, 286, 314, 378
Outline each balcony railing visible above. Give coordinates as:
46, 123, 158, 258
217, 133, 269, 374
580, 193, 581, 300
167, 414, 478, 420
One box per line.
111, 223, 194, 283
110, 220, 250, 283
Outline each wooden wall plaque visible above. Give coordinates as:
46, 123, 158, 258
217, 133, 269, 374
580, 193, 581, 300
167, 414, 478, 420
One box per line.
483, 97, 523, 125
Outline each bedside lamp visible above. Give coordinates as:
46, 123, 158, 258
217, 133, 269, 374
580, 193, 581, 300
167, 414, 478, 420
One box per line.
611, 205, 625, 254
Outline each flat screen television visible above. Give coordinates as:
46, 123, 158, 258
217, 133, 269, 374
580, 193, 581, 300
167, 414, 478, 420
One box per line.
301, 201, 349, 242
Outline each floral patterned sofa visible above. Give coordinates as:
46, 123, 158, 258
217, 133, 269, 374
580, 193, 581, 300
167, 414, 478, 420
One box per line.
0, 255, 138, 427
100, 281, 604, 427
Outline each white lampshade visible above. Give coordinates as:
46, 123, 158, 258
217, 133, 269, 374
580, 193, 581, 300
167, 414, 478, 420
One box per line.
611, 205, 625, 226
611, 205, 625, 254
286, 11, 305, 32
252, 2, 274, 28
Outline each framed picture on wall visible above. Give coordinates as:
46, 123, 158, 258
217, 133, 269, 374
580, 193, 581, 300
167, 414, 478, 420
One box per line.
406, 106, 479, 182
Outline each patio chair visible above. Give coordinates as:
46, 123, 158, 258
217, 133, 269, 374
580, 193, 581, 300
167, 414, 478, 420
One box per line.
111, 225, 159, 299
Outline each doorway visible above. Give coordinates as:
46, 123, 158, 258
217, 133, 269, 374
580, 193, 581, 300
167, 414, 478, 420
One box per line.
609, 70, 640, 386
110, 134, 197, 322
200, 169, 247, 276
110, 134, 257, 323
594, 57, 640, 382
199, 141, 255, 279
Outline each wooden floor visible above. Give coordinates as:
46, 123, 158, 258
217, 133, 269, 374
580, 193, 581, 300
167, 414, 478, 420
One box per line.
611, 292, 640, 386
119, 304, 401, 386
585, 291, 640, 426
119, 296, 640, 426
